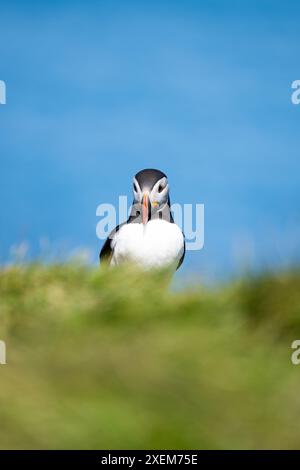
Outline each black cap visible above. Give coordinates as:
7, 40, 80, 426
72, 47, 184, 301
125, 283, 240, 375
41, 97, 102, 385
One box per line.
134, 168, 167, 190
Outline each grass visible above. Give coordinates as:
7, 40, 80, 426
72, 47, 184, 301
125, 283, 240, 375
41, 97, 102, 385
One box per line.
0, 263, 300, 449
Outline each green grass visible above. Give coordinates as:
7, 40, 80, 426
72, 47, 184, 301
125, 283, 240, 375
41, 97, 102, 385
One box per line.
0, 264, 300, 449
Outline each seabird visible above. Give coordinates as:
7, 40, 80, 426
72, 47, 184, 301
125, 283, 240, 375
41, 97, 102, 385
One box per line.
100, 169, 185, 270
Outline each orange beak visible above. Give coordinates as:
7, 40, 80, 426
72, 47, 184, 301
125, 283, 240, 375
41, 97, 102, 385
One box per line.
142, 193, 150, 225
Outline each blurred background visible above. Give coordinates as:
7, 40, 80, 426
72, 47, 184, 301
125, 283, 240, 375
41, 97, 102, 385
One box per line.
1, 0, 300, 280
1, 1, 300, 451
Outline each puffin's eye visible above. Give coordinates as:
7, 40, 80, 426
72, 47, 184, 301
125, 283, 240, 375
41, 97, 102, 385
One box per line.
158, 184, 164, 193
133, 182, 138, 192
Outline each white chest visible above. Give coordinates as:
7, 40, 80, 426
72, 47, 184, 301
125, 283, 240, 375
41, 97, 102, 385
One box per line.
111, 219, 184, 269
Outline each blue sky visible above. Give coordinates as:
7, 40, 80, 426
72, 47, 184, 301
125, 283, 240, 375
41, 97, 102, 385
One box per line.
1, 0, 300, 280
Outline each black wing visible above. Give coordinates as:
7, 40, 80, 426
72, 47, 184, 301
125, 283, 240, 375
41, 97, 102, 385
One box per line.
99, 223, 125, 265
99, 236, 113, 264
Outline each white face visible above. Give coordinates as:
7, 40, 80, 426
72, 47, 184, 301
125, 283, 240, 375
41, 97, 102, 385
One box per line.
132, 176, 169, 211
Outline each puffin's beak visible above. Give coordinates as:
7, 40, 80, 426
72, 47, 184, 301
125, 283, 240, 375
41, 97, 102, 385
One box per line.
142, 193, 150, 225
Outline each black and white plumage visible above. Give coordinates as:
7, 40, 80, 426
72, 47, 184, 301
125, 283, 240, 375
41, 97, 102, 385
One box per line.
100, 169, 185, 270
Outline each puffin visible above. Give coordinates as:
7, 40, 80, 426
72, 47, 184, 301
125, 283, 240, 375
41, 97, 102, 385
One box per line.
100, 169, 185, 270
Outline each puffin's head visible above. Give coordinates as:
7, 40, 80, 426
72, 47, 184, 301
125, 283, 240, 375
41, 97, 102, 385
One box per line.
132, 169, 169, 224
